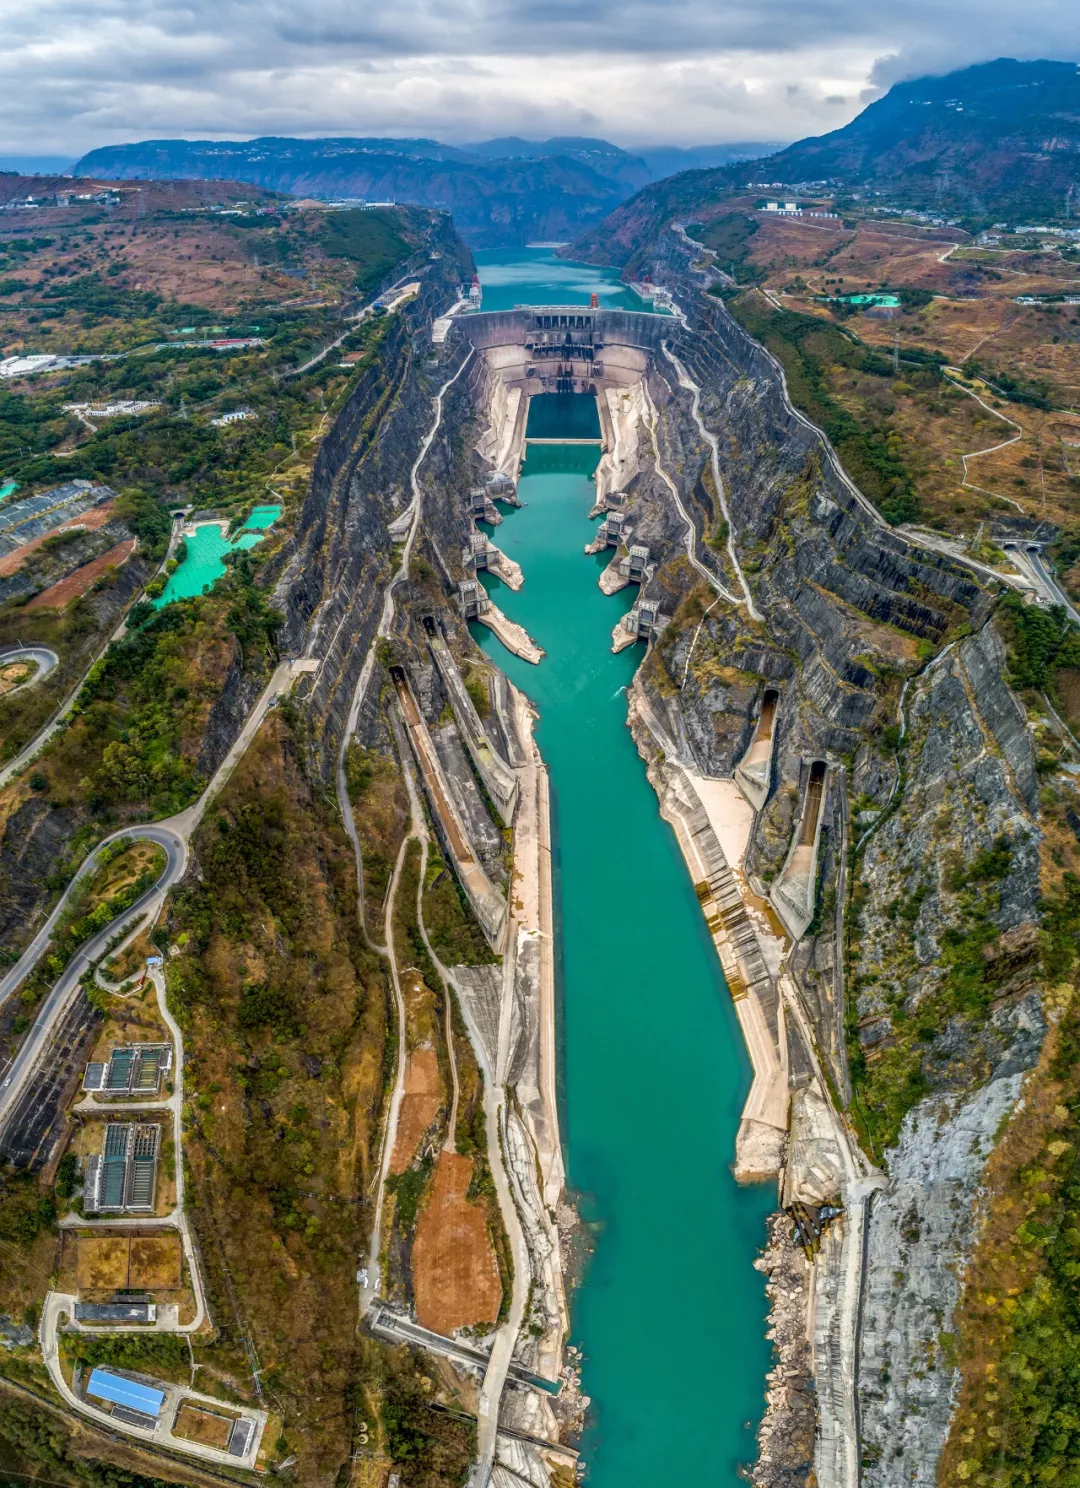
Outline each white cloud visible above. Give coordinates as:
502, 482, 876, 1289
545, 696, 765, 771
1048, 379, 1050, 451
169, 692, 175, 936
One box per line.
0, 0, 1074, 155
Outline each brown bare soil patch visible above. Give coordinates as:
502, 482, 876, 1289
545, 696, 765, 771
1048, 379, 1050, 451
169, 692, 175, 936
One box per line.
25, 539, 135, 610
128, 1233, 183, 1289
76, 1236, 130, 1291
390, 1047, 442, 1174
173, 1401, 237, 1449
411, 1151, 502, 1336
0, 660, 35, 693
0, 501, 116, 578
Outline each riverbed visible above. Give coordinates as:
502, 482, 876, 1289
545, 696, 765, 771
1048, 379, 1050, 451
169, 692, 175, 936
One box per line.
470, 250, 772, 1488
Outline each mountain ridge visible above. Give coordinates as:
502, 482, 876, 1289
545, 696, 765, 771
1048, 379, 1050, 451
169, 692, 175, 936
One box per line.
569, 58, 1080, 267
71, 134, 780, 248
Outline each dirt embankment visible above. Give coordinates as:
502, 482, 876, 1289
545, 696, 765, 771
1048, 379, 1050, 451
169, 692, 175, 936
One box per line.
411, 1150, 503, 1336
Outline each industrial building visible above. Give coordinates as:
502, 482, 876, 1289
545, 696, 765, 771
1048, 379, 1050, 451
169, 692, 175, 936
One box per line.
86, 1366, 164, 1428
83, 1045, 171, 1097
75, 1300, 157, 1324
84, 1123, 162, 1214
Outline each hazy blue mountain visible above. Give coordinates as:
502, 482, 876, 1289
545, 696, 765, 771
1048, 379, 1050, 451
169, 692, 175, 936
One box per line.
0, 155, 77, 175
748, 57, 1080, 217
636, 143, 786, 178
71, 134, 653, 247
71, 132, 785, 245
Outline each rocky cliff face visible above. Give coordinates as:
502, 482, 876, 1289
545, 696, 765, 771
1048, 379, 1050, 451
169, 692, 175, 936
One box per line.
270, 220, 472, 777
852, 624, 1045, 1488
572, 226, 1049, 1488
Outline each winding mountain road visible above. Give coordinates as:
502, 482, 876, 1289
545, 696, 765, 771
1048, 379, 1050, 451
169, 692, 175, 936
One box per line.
0, 657, 315, 1136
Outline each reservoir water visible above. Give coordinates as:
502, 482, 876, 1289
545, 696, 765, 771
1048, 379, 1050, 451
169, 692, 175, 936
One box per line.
471, 251, 773, 1487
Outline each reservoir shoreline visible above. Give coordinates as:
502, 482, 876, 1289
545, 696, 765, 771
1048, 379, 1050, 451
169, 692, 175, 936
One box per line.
469, 250, 774, 1487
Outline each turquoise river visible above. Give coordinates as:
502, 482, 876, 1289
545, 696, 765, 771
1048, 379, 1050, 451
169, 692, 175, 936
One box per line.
470, 251, 774, 1486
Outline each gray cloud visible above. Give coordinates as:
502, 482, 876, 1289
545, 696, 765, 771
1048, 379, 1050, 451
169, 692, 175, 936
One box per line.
0, 0, 1075, 155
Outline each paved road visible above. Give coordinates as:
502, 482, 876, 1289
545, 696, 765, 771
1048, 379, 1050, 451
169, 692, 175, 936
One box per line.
660, 342, 763, 620
642, 377, 740, 607
0, 657, 315, 1138
0, 824, 186, 1126
0, 644, 59, 688
1028, 547, 1080, 625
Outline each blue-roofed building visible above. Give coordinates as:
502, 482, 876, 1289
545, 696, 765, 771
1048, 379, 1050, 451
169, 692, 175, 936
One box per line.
86, 1366, 164, 1420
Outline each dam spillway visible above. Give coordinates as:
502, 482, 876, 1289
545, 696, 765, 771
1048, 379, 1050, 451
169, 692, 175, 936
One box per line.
469, 250, 773, 1487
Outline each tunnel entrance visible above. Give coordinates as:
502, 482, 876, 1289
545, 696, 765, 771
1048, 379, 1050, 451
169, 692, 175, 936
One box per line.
798, 760, 827, 847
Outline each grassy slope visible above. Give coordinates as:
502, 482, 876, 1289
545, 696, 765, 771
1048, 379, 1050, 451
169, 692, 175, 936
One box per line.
169, 712, 474, 1485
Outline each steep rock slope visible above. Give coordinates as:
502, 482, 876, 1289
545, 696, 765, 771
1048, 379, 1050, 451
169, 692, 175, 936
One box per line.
582, 226, 1057, 1488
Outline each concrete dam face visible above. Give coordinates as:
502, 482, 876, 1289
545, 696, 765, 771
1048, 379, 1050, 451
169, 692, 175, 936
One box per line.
457, 306, 670, 398
459, 304, 670, 495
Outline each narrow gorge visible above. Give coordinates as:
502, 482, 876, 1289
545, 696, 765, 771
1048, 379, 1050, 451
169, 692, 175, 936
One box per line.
263, 225, 1063, 1488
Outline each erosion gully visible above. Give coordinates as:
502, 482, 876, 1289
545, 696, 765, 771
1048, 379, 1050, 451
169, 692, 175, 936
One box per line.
471, 250, 773, 1487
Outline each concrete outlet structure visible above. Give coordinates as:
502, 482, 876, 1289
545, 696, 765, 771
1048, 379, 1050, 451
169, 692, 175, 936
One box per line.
770, 758, 831, 941
735, 688, 780, 812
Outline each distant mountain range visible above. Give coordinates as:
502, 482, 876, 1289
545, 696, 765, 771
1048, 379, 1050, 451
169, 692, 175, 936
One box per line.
572, 59, 1080, 266
752, 57, 1080, 215
71, 135, 782, 248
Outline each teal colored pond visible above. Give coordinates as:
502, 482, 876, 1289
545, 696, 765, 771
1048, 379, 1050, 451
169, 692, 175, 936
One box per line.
472, 248, 646, 312
469, 424, 773, 1482
830, 293, 901, 307
525, 393, 601, 441
154, 503, 281, 607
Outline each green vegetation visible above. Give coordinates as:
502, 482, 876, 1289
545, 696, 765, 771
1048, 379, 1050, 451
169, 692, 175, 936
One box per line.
727, 294, 923, 524
37, 842, 165, 984
65, 1332, 187, 1374
71, 580, 274, 815
386, 1155, 433, 1233
999, 593, 1080, 695
380, 1364, 475, 1485
422, 852, 499, 968
0, 1393, 191, 1488
345, 743, 406, 934
320, 208, 413, 298
848, 833, 1028, 1152
686, 213, 760, 284
962, 356, 1056, 411
944, 916, 1080, 1488
464, 667, 490, 719
0, 1166, 55, 1248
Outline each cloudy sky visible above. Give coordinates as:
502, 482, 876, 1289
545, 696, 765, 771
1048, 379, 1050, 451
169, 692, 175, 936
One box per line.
1, 0, 1076, 157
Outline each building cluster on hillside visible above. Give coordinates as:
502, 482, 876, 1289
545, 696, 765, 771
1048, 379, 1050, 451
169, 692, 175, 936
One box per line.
1, 188, 120, 212
759, 200, 839, 219
0, 351, 104, 378
63, 399, 161, 421
210, 407, 256, 426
